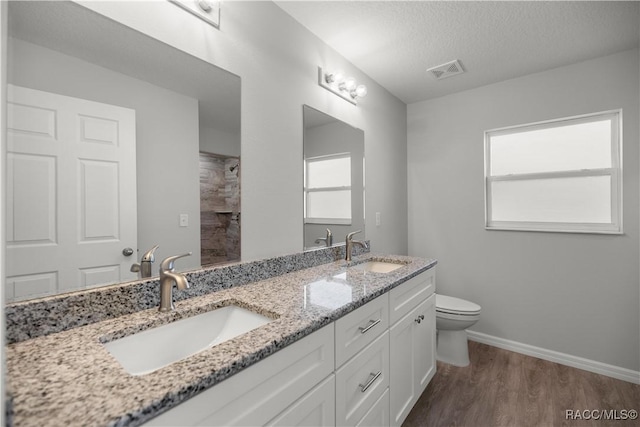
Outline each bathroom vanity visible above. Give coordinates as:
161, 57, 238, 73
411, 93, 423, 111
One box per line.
5, 251, 436, 427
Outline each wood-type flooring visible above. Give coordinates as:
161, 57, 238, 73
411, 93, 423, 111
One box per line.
403, 341, 640, 427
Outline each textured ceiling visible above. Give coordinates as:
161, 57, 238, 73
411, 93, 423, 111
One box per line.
276, 1, 640, 104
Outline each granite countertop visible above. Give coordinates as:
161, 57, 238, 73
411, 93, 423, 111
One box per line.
6, 253, 436, 427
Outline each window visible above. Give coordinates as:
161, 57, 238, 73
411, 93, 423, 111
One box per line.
484, 110, 622, 234
304, 153, 352, 224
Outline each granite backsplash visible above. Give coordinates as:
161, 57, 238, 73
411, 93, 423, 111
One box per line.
5, 243, 369, 344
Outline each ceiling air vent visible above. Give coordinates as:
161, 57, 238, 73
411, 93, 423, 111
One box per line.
427, 59, 465, 80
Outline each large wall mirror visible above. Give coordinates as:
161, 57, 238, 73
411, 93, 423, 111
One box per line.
303, 105, 365, 250
5, 1, 241, 302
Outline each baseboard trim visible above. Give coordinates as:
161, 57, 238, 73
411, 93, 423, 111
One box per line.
467, 330, 640, 385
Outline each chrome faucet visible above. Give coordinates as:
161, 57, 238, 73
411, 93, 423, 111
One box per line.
158, 252, 192, 312
345, 230, 368, 261
315, 228, 333, 247
130, 245, 159, 278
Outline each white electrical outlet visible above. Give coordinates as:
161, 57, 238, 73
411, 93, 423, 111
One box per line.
375, 212, 381, 226
179, 214, 189, 227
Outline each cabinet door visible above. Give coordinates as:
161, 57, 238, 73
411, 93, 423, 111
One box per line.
415, 294, 436, 396
389, 295, 436, 427
267, 375, 336, 427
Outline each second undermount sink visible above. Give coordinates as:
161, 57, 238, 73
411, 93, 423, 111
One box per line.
351, 260, 405, 273
103, 305, 273, 376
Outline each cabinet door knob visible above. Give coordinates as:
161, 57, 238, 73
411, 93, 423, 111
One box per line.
415, 314, 424, 324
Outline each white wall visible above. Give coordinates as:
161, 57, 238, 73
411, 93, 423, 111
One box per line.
78, 0, 409, 260
408, 49, 640, 372
8, 38, 202, 269
200, 126, 240, 157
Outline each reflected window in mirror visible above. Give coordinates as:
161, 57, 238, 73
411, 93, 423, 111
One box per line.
305, 153, 352, 224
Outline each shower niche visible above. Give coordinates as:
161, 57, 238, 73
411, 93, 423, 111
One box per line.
199, 152, 241, 266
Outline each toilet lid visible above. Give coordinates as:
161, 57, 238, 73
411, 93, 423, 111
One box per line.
436, 294, 481, 315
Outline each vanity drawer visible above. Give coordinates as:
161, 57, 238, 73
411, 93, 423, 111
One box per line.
335, 294, 389, 367
356, 388, 389, 427
389, 268, 435, 325
335, 330, 389, 427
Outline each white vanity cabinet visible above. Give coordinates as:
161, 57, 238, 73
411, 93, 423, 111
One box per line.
145, 267, 436, 427
389, 269, 436, 427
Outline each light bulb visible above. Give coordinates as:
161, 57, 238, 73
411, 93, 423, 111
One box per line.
198, 0, 212, 12
354, 85, 368, 98
326, 71, 345, 84
340, 77, 357, 92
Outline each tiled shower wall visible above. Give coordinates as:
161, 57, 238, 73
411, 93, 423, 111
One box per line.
199, 152, 241, 265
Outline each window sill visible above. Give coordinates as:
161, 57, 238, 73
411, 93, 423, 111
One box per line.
485, 222, 623, 235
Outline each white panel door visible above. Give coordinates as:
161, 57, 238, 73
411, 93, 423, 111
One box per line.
6, 84, 137, 301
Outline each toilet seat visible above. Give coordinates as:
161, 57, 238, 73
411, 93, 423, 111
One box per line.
436, 294, 481, 316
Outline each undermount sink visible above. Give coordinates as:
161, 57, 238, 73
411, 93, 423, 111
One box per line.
351, 260, 405, 273
103, 305, 273, 376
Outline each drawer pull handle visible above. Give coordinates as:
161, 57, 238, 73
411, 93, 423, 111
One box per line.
359, 371, 382, 393
358, 319, 381, 334
415, 314, 425, 324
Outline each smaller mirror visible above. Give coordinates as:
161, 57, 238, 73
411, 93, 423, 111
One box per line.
303, 105, 365, 249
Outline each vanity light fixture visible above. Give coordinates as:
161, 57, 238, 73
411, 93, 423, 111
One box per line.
169, 0, 221, 28
318, 67, 367, 105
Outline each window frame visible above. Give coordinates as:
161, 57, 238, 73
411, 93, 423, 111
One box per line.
304, 152, 352, 225
484, 110, 623, 234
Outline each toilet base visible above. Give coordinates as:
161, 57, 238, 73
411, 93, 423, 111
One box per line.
436, 329, 470, 367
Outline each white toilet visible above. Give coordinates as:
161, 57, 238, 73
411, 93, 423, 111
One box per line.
435, 294, 481, 367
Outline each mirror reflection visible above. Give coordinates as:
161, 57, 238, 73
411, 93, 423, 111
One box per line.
303, 105, 365, 250
5, 1, 241, 302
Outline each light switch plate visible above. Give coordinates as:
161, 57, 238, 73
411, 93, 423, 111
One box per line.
179, 214, 189, 227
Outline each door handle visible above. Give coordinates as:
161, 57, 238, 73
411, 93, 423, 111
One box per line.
122, 247, 134, 257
